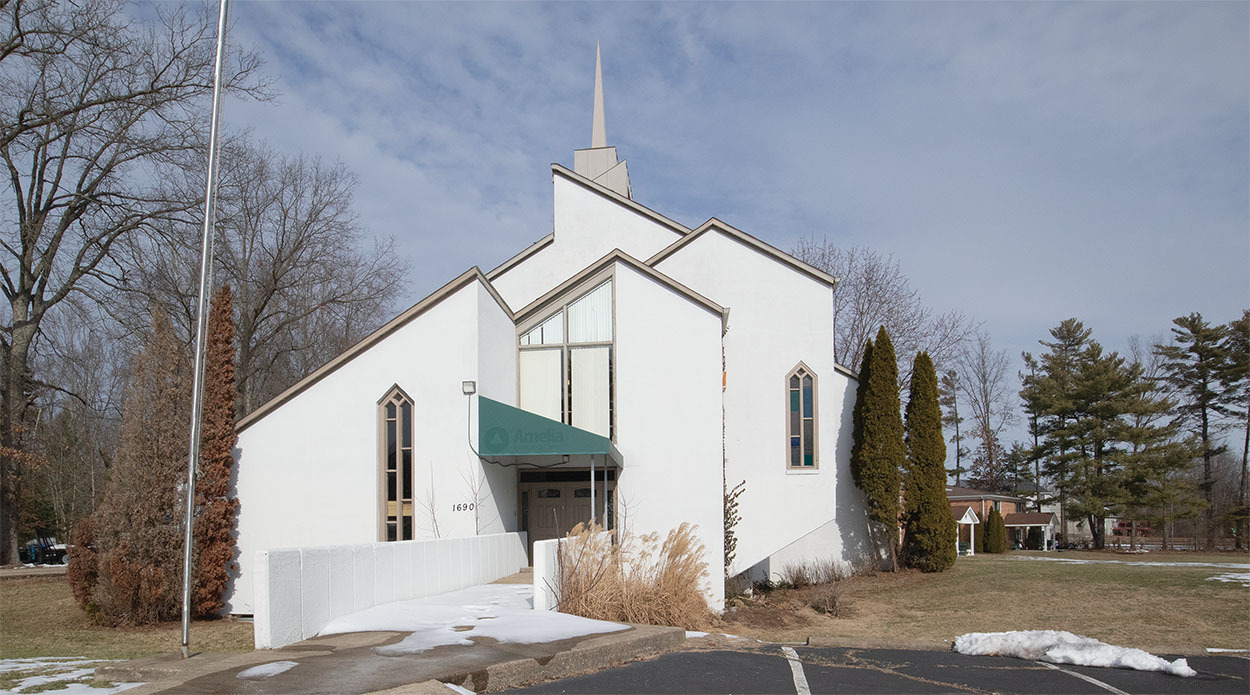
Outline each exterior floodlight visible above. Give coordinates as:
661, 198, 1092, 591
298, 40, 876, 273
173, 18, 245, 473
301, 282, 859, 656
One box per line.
462, 380, 477, 395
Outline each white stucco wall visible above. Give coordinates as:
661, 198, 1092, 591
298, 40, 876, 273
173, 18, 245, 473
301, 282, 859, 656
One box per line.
612, 262, 726, 610
491, 172, 684, 311
228, 278, 518, 614
655, 230, 872, 580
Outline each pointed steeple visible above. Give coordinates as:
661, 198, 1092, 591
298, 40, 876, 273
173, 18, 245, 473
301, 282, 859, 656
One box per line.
592, 43, 607, 148
573, 44, 632, 199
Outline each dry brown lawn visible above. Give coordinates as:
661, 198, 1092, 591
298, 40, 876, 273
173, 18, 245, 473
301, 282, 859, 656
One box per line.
0, 576, 253, 659
718, 550, 1250, 654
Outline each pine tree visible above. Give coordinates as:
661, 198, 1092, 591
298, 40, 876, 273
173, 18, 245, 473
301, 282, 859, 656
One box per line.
1061, 342, 1135, 549
1120, 351, 1203, 550
984, 507, 1008, 553
1155, 313, 1234, 549
192, 286, 240, 618
90, 309, 191, 625
1030, 319, 1095, 544
1019, 352, 1048, 511
1220, 310, 1249, 549
902, 352, 956, 572
938, 370, 968, 485
851, 327, 904, 571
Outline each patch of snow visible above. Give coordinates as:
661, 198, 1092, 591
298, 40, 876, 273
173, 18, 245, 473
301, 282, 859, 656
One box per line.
1013, 556, 1249, 570
320, 584, 627, 656
443, 683, 476, 695
236, 660, 299, 680
1206, 648, 1250, 653
1206, 572, 1250, 586
0, 658, 144, 693
954, 630, 1196, 677
685, 631, 708, 639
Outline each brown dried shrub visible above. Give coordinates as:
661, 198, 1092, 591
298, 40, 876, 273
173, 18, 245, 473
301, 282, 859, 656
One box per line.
66, 518, 99, 619
557, 522, 711, 629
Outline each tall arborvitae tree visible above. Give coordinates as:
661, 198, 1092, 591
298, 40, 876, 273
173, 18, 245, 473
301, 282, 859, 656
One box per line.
983, 507, 1008, 553
902, 352, 956, 572
938, 370, 968, 486
1155, 313, 1234, 549
90, 309, 190, 625
851, 327, 904, 571
1220, 311, 1249, 548
192, 286, 240, 618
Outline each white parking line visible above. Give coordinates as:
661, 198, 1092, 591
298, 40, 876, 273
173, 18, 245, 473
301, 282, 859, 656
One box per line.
1037, 661, 1130, 695
781, 647, 811, 695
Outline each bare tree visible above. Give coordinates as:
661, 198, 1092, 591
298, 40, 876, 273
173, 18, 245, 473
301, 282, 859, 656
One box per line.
0, 0, 267, 562
956, 332, 1016, 491
792, 237, 975, 387
110, 140, 405, 414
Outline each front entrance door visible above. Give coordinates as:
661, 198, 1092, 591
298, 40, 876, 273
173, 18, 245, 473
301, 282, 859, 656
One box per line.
519, 469, 616, 558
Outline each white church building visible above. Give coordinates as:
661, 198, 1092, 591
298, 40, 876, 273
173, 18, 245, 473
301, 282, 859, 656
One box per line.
226, 53, 873, 616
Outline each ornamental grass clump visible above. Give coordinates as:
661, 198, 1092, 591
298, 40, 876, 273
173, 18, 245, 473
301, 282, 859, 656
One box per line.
556, 521, 711, 629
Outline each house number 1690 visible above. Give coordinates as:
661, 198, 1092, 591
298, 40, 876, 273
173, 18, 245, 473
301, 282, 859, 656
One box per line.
451, 503, 476, 512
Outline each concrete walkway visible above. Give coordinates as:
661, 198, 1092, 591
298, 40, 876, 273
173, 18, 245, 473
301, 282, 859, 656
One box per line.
97, 571, 680, 694
98, 624, 682, 694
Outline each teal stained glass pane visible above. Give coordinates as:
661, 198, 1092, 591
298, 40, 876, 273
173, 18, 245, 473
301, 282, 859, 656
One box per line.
802, 376, 813, 416
790, 389, 800, 411
803, 453, 813, 467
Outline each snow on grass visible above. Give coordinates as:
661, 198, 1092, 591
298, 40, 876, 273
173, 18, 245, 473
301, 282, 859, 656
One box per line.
236, 660, 299, 680
1206, 572, 1250, 586
0, 658, 144, 693
954, 630, 1196, 677
443, 683, 476, 695
1012, 556, 1249, 570
320, 583, 628, 656
685, 631, 708, 639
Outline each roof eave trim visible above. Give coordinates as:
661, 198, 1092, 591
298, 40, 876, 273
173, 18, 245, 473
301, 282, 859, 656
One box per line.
237, 267, 512, 433
646, 218, 838, 288
485, 232, 555, 281
551, 164, 690, 237
514, 248, 726, 327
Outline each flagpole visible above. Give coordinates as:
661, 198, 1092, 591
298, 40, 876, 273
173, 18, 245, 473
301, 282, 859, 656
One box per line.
181, 0, 230, 660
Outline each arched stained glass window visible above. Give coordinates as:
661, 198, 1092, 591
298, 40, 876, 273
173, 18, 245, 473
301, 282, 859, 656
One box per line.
379, 386, 415, 541
787, 364, 818, 469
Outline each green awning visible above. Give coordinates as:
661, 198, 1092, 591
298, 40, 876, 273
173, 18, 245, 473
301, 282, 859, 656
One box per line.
478, 396, 622, 465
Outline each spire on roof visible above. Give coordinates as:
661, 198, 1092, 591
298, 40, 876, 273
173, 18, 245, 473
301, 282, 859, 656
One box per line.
592, 43, 607, 148
573, 44, 632, 199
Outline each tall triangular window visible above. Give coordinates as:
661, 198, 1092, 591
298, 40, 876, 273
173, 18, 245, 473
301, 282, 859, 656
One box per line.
379, 386, 414, 541
787, 363, 817, 469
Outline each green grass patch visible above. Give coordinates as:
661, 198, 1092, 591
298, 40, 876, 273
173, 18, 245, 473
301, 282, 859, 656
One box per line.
0, 576, 253, 659
723, 550, 1249, 652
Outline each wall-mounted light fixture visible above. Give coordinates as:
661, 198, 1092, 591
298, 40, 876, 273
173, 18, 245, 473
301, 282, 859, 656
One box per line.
462, 380, 476, 395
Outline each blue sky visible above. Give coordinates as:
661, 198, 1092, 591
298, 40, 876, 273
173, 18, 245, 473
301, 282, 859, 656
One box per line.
220, 1, 1247, 438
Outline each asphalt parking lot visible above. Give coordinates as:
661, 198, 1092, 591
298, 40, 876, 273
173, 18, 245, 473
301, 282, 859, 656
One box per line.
507, 645, 1250, 695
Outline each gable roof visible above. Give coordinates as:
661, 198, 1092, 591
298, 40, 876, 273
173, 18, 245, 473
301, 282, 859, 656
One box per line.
485, 232, 554, 281
551, 163, 691, 237
237, 267, 513, 433
952, 505, 980, 524
514, 248, 728, 333
646, 218, 838, 288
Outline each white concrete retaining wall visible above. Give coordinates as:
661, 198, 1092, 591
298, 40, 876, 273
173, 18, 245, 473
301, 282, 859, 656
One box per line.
254, 532, 528, 649
532, 537, 560, 612
531, 531, 614, 613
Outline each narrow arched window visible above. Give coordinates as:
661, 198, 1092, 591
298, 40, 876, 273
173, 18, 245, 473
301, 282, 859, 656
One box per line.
787, 364, 817, 469
379, 386, 414, 541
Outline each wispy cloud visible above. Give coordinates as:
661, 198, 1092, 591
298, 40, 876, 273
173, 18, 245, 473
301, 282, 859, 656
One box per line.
218, 0, 1246, 378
